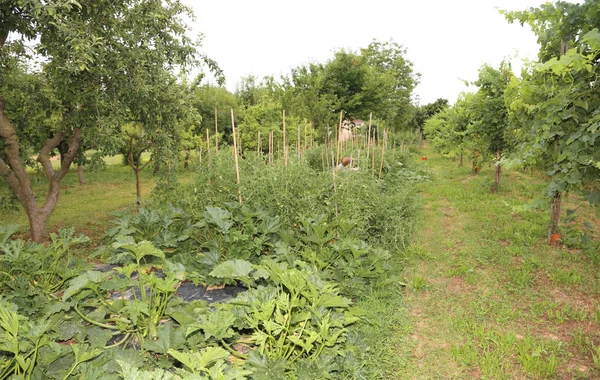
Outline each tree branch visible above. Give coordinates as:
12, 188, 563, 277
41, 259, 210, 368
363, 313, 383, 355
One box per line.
139, 154, 153, 171
127, 137, 136, 170
37, 130, 65, 181
0, 156, 28, 207
55, 128, 82, 182
0, 96, 35, 204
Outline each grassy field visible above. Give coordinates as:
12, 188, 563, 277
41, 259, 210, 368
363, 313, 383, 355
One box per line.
392, 145, 600, 379
0, 154, 165, 242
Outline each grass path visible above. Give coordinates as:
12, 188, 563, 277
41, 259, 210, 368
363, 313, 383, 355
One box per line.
393, 146, 600, 379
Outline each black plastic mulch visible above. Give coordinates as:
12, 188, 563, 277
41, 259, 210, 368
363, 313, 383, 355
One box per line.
95, 263, 246, 305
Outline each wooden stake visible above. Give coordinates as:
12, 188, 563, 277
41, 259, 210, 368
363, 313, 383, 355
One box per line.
283, 110, 288, 167
230, 109, 242, 205
331, 151, 338, 217
378, 130, 387, 181
303, 120, 308, 156
214, 107, 219, 155
206, 128, 211, 168
367, 113, 372, 161
269, 131, 273, 164
372, 137, 376, 178
297, 123, 301, 159
336, 111, 343, 166
258, 131, 261, 154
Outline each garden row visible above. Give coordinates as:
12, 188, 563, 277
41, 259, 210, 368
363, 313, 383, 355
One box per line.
0, 147, 424, 379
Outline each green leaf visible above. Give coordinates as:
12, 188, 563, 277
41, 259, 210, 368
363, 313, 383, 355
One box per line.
113, 240, 165, 262
573, 99, 588, 111
142, 321, 186, 354
63, 271, 104, 301
119, 300, 149, 326
315, 294, 350, 308
186, 309, 236, 340
587, 191, 600, 205
167, 346, 229, 374
87, 327, 113, 348
0, 225, 20, 246
209, 259, 254, 279
204, 207, 233, 233
72, 343, 103, 363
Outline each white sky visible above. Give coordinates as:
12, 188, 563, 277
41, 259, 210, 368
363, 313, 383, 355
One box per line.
183, 0, 558, 105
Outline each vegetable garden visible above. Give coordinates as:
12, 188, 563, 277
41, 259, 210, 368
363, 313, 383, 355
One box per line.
2, 0, 600, 378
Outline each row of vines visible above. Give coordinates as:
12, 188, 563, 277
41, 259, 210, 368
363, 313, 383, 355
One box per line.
424, 0, 600, 243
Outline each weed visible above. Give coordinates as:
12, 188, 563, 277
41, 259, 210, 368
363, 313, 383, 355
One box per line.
400, 274, 429, 292
547, 267, 585, 287
508, 267, 534, 289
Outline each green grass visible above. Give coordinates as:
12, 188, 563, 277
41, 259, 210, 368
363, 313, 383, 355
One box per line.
390, 144, 600, 379
0, 153, 176, 242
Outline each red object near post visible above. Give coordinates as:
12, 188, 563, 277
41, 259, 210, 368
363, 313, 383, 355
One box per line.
422, 156, 427, 161
549, 233, 561, 244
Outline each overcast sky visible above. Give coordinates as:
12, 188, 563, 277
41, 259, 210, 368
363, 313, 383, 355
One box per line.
183, 0, 558, 105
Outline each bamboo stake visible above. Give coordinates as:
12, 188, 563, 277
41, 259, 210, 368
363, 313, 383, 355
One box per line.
230, 109, 242, 205
372, 135, 376, 178
283, 110, 288, 167
214, 107, 219, 155
297, 124, 301, 159
303, 120, 308, 156
258, 131, 261, 155
331, 151, 338, 217
367, 113, 372, 161
238, 129, 242, 157
206, 128, 211, 168
336, 111, 343, 166
270, 131, 273, 164
378, 129, 387, 181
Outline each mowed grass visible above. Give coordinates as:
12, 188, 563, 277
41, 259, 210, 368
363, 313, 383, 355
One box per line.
392, 145, 600, 379
0, 153, 197, 242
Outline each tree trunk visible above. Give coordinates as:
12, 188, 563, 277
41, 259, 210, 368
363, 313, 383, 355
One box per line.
549, 136, 562, 240
493, 148, 502, 192
184, 150, 190, 169
0, 97, 81, 242
153, 161, 160, 175
135, 168, 142, 206
418, 127, 423, 148
459, 152, 464, 167
28, 209, 50, 243
77, 163, 85, 185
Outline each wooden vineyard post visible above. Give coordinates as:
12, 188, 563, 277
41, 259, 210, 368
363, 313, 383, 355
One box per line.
230, 109, 243, 205
214, 107, 219, 155
321, 147, 325, 171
